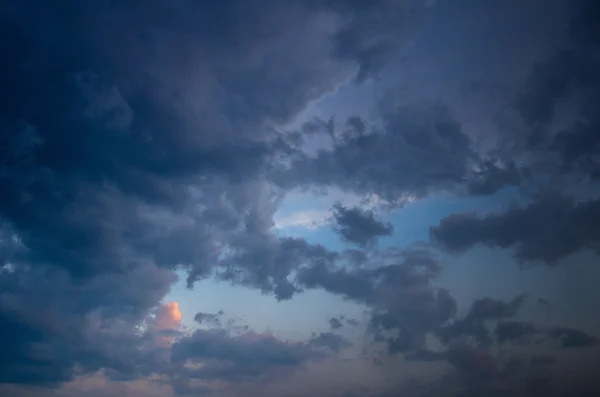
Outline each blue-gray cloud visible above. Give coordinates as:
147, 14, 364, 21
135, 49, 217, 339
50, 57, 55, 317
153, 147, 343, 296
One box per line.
329, 317, 344, 330
430, 193, 600, 264
274, 102, 478, 203
2, 0, 600, 396
308, 332, 353, 353
0, 0, 424, 386
171, 329, 323, 382
330, 203, 393, 247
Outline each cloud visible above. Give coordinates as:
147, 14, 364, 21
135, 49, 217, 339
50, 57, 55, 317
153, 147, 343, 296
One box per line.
308, 332, 353, 353
329, 317, 344, 330
464, 295, 528, 323
0, 260, 176, 385
275, 102, 477, 204
216, 235, 339, 301
170, 328, 327, 391
493, 0, 600, 185
311, 0, 428, 82
494, 321, 598, 350
430, 193, 600, 264
495, 321, 538, 346
546, 327, 599, 349
466, 159, 524, 196
2, 0, 600, 396
297, 247, 456, 354
147, 302, 183, 348
436, 295, 528, 348
194, 311, 225, 328
0, 0, 426, 387
152, 303, 183, 331
447, 346, 498, 382
330, 203, 393, 247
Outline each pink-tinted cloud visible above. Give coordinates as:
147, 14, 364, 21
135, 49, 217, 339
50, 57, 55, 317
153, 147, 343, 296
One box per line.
153, 302, 183, 331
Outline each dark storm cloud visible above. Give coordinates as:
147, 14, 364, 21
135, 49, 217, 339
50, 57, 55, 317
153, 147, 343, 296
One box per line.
436, 295, 528, 347
170, 329, 324, 383
308, 332, 353, 352
0, 256, 177, 385
422, 333, 596, 397
466, 159, 525, 196
216, 236, 339, 301
297, 247, 456, 354
2, 0, 599, 395
419, 0, 600, 290
432, 292, 598, 355
401, 291, 600, 397
330, 203, 394, 247
446, 346, 498, 383
547, 326, 599, 349
0, 309, 69, 385
494, 321, 598, 350
529, 354, 557, 369
404, 345, 594, 397
276, 101, 478, 204
329, 317, 344, 329
495, 321, 539, 346
430, 193, 600, 264
0, 0, 425, 387
465, 295, 528, 323
310, 0, 428, 82
497, 0, 600, 182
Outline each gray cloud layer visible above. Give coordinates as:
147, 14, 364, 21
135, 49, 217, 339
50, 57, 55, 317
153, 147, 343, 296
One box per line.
431, 193, 600, 264
2, 0, 600, 396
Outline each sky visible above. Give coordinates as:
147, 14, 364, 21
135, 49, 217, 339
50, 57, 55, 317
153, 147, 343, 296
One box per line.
1, 0, 600, 396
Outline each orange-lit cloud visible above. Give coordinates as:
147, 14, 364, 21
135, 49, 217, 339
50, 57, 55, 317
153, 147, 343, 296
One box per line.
152, 302, 183, 348
154, 302, 183, 331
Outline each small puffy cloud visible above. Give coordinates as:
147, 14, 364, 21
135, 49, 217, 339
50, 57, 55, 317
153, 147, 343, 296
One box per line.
308, 332, 353, 353
329, 317, 344, 330
330, 203, 393, 247
152, 302, 183, 331
194, 311, 224, 327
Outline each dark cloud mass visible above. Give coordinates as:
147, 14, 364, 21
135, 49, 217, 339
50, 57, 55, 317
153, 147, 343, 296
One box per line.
297, 247, 458, 355
330, 203, 394, 247
194, 311, 225, 327
329, 317, 344, 329
308, 332, 353, 352
430, 193, 600, 264
275, 102, 478, 203
171, 329, 322, 384
0, 0, 419, 386
2, 0, 600, 396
